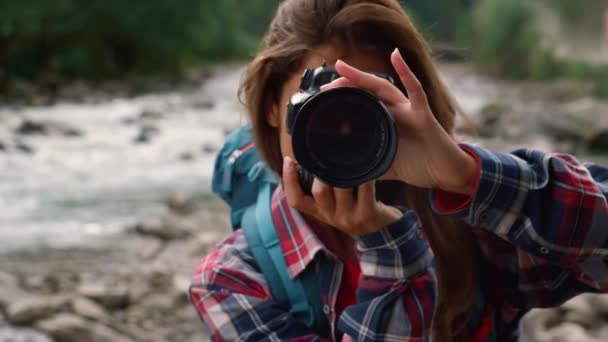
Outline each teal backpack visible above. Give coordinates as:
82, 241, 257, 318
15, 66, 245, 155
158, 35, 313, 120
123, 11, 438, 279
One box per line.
211, 124, 329, 335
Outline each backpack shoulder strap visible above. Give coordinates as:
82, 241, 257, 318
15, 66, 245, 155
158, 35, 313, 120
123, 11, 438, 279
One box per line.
241, 184, 289, 305
242, 183, 327, 334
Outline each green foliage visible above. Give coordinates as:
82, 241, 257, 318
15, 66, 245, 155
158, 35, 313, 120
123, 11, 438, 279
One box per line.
549, 0, 604, 28
594, 80, 608, 100
470, 0, 543, 79
2, 0, 606, 92
401, 0, 473, 43
467, 0, 608, 88
529, 48, 562, 80
0, 0, 277, 81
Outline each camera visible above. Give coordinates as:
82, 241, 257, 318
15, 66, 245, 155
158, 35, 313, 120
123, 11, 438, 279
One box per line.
286, 63, 398, 194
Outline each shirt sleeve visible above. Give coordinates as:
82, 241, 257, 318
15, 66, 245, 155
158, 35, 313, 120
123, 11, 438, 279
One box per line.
340, 209, 438, 341
189, 230, 329, 342
431, 144, 608, 293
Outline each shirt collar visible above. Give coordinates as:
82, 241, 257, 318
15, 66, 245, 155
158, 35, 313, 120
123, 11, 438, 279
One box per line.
270, 185, 335, 279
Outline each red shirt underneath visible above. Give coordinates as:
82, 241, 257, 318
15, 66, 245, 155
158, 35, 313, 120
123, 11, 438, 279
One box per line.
335, 258, 361, 317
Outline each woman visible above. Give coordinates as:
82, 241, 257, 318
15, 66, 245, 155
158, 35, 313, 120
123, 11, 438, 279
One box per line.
190, 0, 608, 341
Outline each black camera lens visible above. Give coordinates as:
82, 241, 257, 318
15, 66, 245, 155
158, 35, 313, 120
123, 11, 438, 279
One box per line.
291, 87, 397, 188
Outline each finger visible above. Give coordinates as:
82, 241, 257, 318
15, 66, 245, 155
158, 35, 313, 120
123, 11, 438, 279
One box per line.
311, 178, 335, 212
334, 187, 355, 214
320, 77, 355, 92
356, 181, 377, 214
334, 60, 406, 106
391, 48, 428, 111
283, 157, 317, 214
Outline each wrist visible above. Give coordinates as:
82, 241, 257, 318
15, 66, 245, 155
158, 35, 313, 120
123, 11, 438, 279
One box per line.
376, 205, 404, 229
440, 149, 479, 195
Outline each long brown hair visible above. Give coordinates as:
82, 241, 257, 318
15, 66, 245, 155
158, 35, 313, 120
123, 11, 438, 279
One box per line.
239, 1, 480, 340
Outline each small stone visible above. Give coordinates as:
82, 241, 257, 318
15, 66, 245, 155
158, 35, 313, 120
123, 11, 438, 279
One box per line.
35, 313, 131, 342
542, 119, 587, 143
141, 266, 173, 290
166, 193, 199, 215
121, 117, 137, 125
0, 325, 53, 342
0, 271, 19, 287
178, 152, 195, 161
589, 294, 608, 315
24, 274, 59, 293
172, 275, 191, 305
0, 284, 27, 311
60, 82, 90, 101
191, 98, 215, 110
160, 215, 195, 240
133, 125, 159, 144
131, 219, 164, 239
131, 216, 192, 241
139, 109, 163, 121
134, 237, 164, 261
77, 283, 130, 311
202, 143, 218, 154
15, 140, 35, 154
520, 308, 561, 340
587, 130, 608, 153
6, 295, 69, 325
15, 119, 83, 137
70, 297, 112, 324
540, 322, 600, 342
126, 293, 176, 325
477, 103, 512, 137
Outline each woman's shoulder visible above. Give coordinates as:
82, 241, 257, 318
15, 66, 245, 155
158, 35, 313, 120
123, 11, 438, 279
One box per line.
191, 229, 268, 294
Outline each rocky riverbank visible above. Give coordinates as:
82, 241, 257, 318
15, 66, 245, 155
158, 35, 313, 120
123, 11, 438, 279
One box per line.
0, 62, 606, 341
0, 195, 230, 341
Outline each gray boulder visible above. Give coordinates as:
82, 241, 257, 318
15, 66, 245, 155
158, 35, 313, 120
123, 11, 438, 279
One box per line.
166, 192, 200, 215
77, 283, 130, 311
131, 215, 193, 241
6, 295, 69, 325
133, 124, 159, 144
0, 325, 52, 342
15, 120, 83, 137
35, 313, 131, 342
587, 130, 608, 153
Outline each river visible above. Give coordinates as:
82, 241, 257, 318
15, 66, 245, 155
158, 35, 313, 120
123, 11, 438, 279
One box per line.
0, 66, 248, 254
0, 63, 604, 254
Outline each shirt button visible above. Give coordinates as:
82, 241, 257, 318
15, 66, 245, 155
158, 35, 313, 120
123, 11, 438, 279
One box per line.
540, 246, 550, 255
323, 305, 331, 315
479, 211, 489, 223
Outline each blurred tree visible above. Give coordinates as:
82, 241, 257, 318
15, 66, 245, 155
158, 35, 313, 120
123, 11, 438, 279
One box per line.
0, 0, 605, 84
400, 0, 473, 42
0, 0, 278, 81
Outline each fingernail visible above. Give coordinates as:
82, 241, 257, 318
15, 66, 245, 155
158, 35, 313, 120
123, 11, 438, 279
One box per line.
336, 59, 351, 69
283, 156, 293, 172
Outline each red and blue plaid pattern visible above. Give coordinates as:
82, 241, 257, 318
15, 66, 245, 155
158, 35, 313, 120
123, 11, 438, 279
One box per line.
190, 145, 608, 341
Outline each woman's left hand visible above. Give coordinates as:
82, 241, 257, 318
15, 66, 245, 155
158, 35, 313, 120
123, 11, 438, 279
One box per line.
321, 49, 478, 195
282, 156, 403, 236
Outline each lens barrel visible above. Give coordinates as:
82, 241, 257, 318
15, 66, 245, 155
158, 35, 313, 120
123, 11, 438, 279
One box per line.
290, 87, 397, 189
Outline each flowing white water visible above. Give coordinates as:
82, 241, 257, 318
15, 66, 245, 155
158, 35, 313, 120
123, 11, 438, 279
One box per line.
0, 66, 247, 254
2, 62, 602, 255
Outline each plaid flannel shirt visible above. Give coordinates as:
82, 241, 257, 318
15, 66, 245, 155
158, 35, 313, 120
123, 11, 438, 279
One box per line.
190, 144, 608, 341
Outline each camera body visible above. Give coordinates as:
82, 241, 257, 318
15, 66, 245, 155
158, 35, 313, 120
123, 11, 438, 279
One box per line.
286, 63, 398, 194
